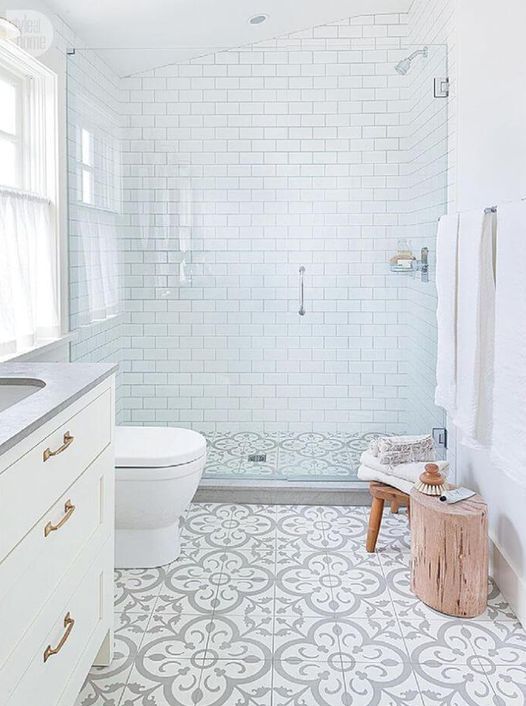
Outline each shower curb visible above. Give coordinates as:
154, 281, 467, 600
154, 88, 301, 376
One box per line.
195, 479, 371, 506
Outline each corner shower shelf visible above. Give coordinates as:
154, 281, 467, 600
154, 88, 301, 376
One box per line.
389, 263, 415, 274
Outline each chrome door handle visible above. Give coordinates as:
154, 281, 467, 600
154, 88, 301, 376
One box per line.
298, 266, 306, 316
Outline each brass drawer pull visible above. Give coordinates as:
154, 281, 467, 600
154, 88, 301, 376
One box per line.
43, 613, 75, 663
44, 500, 75, 537
43, 432, 74, 462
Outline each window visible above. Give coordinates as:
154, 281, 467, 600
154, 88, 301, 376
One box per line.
80, 127, 93, 204
76, 117, 119, 212
71, 95, 120, 327
0, 38, 60, 357
0, 69, 22, 188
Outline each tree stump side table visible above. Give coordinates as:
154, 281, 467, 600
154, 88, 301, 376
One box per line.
410, 488, 488, 617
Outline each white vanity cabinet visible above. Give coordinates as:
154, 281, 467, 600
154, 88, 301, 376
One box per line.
0, 373, 115, 706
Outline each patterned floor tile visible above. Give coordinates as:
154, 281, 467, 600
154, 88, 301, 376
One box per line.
336, 616, 410, 665
274, 616, 341, 663
325, 548, 382, 574
273, 659, 349, 706
224, 505, 277, 549
482, 663, 526, 705
114, 568, 166, 615
120, 662, 203, 706
75, 613, 150, 706
200, 430, 371, 481
344, 666, 424, 706
179, 504, 234, 549
234, 454, 278, 480
203, 613, 274, 662
275, 507, 331, 552
198, 659, 273, 706
466, 620, 526, 665
275, 550, 335, 584
212, 577, 275, 616
76, 502, 521, 706
199, 459, 243, 478
487, 577, 522, 621
317, 511, 370, 551
400, 619, 479, 664
155, 556, 223, 615
326, 581, 397, 620
138, 612, 212, 663
414, 662, 495, 706
372, 511, 411, 554
275, 580, 339, 619
166, 547, 226, 581
219, 548, 276, 584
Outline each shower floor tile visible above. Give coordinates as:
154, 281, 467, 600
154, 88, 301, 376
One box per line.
201, 431, 378, 482
76, 503, 521, 706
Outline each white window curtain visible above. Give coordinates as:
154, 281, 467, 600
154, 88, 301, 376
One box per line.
78, 207, 119, 326
0, 188, 60, 356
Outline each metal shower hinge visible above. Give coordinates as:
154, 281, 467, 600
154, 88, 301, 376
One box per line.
434, 77, 450, 98
432, 427, 448, 451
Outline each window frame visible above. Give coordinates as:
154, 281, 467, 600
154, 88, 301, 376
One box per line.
0, 37, 65, 353
0, 64, 26, 189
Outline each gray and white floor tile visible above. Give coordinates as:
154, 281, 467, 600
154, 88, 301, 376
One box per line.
201, 430, 380, 481
77, 501, 522, 706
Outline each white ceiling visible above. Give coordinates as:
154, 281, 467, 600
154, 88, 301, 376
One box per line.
45, 0, 410, 76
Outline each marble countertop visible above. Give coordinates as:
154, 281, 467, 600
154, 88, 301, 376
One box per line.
0, 362, 118, 456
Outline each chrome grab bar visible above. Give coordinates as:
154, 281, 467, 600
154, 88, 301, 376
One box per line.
298, 266, 306, 316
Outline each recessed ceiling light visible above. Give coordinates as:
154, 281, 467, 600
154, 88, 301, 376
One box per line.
249, 14, 268, 25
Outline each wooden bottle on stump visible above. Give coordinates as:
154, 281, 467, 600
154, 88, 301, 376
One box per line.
410, 465, 488, 618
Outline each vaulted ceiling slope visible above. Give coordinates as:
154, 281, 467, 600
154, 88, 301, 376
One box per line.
45, 0, 411, 76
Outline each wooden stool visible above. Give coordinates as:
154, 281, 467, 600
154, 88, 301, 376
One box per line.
366, 481, 410, 553
410, 488, 488, 617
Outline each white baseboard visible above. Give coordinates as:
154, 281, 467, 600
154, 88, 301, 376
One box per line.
490, 535, 526, 628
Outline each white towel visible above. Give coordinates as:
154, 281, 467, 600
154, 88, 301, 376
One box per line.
453, 210, 496, 448
360, 451, 449, 485
435, 213, 460, 413
357, 465, 414, 495
491, 201, 526, 486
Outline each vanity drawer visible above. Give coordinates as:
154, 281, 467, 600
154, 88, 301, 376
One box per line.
0, 448, 113, 669
4, 549, 111, 706
0, 388, 112, 560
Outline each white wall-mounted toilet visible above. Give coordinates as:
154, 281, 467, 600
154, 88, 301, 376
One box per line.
114, 426, 206, 569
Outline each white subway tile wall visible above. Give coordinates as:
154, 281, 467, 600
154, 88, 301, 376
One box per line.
61, 7, 453, 437
118, 13, 427, 434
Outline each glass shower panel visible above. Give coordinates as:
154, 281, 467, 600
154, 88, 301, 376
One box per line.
66, 38, 449, 484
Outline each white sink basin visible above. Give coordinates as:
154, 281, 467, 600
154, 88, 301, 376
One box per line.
0, 379, 45, 413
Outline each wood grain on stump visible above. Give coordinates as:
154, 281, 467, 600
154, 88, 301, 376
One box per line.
410, 488, 488, 618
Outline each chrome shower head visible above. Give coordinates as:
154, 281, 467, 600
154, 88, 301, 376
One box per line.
395, 58, 411, 75
395, 46, 428, 75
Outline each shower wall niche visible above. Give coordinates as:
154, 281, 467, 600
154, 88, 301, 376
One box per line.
67, 11, 448, 478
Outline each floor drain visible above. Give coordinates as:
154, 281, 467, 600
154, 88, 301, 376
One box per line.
248, 454, 267, 463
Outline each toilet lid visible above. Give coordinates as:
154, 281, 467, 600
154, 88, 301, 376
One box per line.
115, 426, 207, 468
